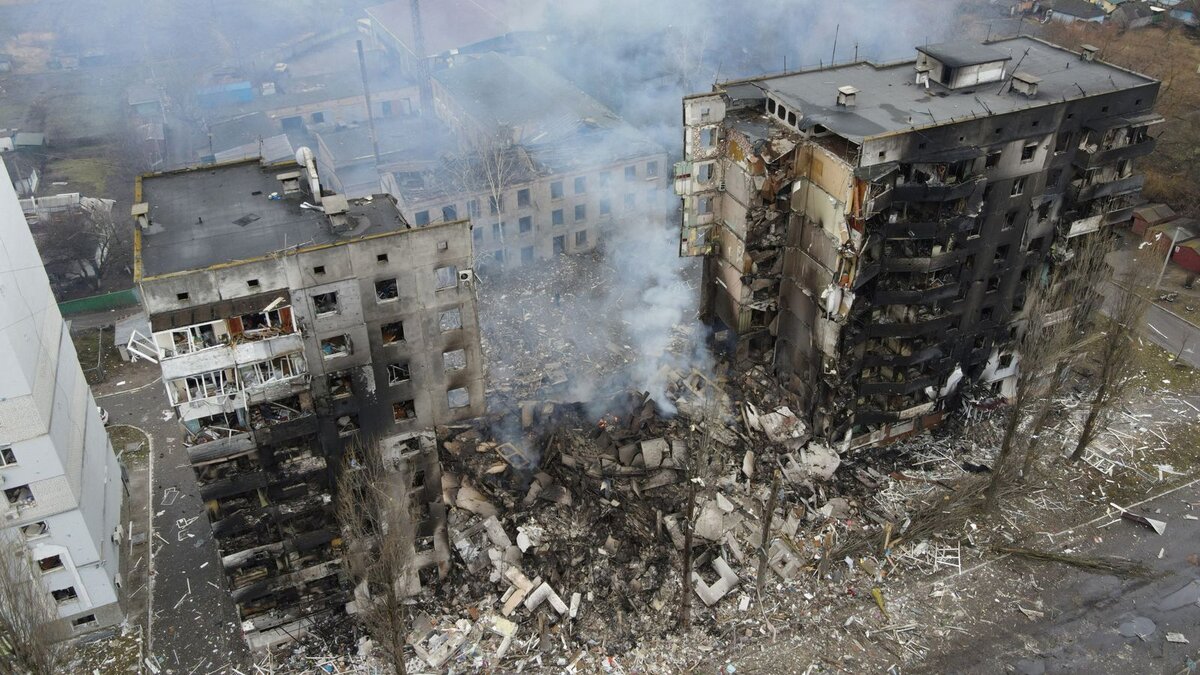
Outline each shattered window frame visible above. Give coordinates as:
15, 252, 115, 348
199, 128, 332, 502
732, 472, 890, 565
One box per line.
319, 334, 352, 359
51, 587, 79, 604
312, 291, 339, 316
387, 362, 411, 385
393, 399, 417, 422
517, 188, 531, 208
375, 278, 399, 303
381, 320, 406, 345
327, 371, 353, 398
550, 181, 564, 199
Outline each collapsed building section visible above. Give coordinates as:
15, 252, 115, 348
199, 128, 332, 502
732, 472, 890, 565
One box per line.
129, 154, 483, 647
678, 37, 1161, 449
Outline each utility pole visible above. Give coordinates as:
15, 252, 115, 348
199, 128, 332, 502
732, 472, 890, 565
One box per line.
356, 40, 383, 168
1155, 226, 1183, 290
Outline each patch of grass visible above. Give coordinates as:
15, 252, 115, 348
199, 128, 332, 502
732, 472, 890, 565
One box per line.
44, 154, 113, 197
70, 327, 122, 385
108, 425, 149, 461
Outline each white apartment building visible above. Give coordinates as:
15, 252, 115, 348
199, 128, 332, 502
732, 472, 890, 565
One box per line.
0, 158, 124, 636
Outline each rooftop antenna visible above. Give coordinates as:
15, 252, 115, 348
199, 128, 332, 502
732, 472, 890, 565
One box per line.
974, 96, 994, 115
995, 47, 1030, 95
831, 24, 840, 64
854, 42, 859, 62
1074, 82, 1087, 96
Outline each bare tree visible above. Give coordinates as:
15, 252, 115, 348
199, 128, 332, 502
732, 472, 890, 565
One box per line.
337, 439, 416, 675
677, 393, 726, 630
445, 128, 528, 268
0, 535, 67, 675
1020, 232, 1113, 476
983, 281, 1063, 512
1068, 256, 1151, 463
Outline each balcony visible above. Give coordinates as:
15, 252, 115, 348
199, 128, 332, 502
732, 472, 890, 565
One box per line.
872, 281, 960, 306
186, 431, 255, 465
883, 248, 969, 273
1072, 137, 1156, 169
232, 333, 305, 365
858, 375, 937, 397
878, 216, 974, 240
862, 312, 958, 339
891, 176, 984, 203
251, 413, 318, 447
1071, 174, 1144, 203
861, 345, 945, 369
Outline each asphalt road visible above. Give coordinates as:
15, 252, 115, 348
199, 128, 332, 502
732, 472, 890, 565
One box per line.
101, 366, 250, 672
1143, 302, 1200, 370
927, 479, 1200, 674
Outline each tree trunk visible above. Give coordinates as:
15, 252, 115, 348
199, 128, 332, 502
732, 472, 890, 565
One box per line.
756, 471, 781, 595
984, 398, 1024, 512
1069, 382, 1107, 462
1021, 404, 1055, 480
679, 482, 696, 631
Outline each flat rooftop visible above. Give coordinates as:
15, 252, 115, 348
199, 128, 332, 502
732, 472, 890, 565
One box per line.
721, 36, 1158, 144
138, 161, 409, 278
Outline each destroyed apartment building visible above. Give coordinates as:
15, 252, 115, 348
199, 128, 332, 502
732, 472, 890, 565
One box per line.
126, 149, 485, 646
678, 37, 1161, 450
381, 53, 671, 268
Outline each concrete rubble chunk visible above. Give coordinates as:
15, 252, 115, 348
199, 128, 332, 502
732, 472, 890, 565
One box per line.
640, 438, 668, 468
501, 568, 536, 616
524, 581, 569, 615
692, 556, 740, 606
801, 442, 841, 480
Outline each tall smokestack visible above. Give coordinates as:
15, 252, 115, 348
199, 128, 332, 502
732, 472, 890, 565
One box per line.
410, 0, 433, 117
356, 39, 383, 168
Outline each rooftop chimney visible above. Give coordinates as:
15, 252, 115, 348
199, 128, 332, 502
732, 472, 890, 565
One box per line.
1010, 71, 1041, 98
1080, 44, 1099, 62
836, 85, 859, 107
131, 202, 150, 230
323, 194, 352, 234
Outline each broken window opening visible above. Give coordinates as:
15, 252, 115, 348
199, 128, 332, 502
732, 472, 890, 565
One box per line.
1055, 132, 1072, 153
327, 372, 353, 398
439, 308, 462, 332
21, 522, 48, 539
381, 321, 406, 345
550, 181, 564, 199
575, 230, 588, 247
51, 587, 78, 604
519, 216, 532, 233
696, 162, 715, 183
435, 266, 458, 290
552, 209, 564, 226
375, 278, 399, 302
0, 445, 16, 466
5, 485, 34, 507
38, 555, 64, 572
72, 614, 96, 628
1020, 142, 1038, 162
447, 387, 470, 410
175, 368, 238, 402
312, 291, 338, 316
985, 150, 1002, 169
393, 400, 416, 422
320, 335, 351, 359
337, 414, 360, 437
1010, 177, 1026, 197
574, 204, 586, 222
239, 353, 305, 389
387, 363, 411, 385
517, 188, 531, 208
443, 349, 467, 372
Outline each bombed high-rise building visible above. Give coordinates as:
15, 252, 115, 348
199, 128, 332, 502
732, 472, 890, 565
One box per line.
126, 152, 484, 646
678, 37, 1160, 449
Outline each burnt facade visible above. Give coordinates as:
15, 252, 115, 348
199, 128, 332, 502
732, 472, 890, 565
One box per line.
129, 158, 481, 646
678, 37, 1160, 449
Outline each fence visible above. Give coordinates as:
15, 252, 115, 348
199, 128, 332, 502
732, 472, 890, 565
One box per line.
58, 288, 140, 316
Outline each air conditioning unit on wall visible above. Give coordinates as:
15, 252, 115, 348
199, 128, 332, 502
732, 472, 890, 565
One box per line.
458, 269, 475, 284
